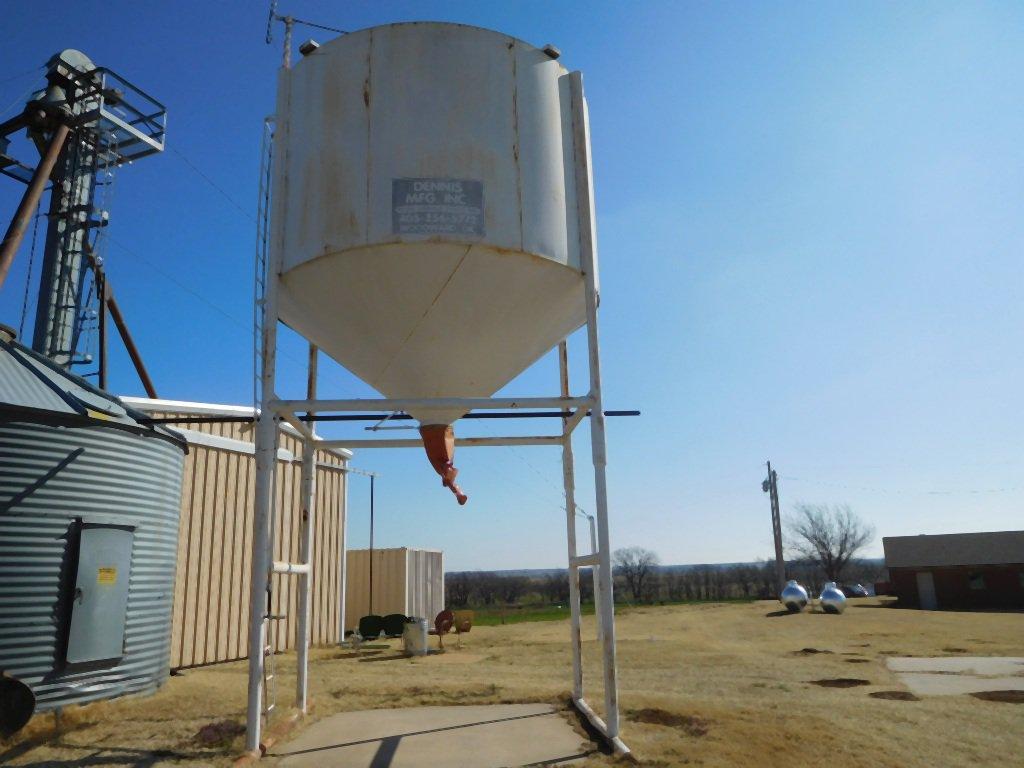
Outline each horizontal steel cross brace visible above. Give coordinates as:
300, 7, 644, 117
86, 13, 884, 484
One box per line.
138, 409, 640, 425
316, 436, 564, 449
271, 395, 594, 413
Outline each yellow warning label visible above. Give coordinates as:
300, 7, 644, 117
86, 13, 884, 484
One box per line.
97, 567, 117, 585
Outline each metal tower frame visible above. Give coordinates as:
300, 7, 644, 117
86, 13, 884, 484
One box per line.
0, 50, 165, 377
245, 69, 629, 757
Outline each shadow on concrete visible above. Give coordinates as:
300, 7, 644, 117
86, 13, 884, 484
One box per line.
276, 710, 591, 760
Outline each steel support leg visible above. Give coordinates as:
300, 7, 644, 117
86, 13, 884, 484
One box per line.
296, 345, 317, 711
570, 69, 624, 750
295, 436, 315, 712
246, 399, 277, 751
246, 276, 281, 754
559, 340, 584, 700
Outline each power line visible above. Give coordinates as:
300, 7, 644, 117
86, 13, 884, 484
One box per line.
106, 235, 251, 331
0, 64, 43, 87
781, 474, 1024, 496
169, 146, 257, 223
0, 74, 45, 119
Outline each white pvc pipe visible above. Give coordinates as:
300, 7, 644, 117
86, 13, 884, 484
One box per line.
588, 514, 602, 648
338, 458, 349, 643
272, 395, 592, 413
559, 340, 584, 701
273, 560, 311, 575
571, 69, 622, 742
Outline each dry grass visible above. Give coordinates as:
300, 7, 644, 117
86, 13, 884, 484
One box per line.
3, 598, 1023, 767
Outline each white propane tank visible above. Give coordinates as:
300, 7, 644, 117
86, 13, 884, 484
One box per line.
271, 22, 590, 429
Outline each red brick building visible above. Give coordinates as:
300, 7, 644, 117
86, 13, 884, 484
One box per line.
882, 531, 1024, 609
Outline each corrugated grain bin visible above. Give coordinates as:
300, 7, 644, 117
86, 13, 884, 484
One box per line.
0, 332, 186, 717
345, 548, 444, 631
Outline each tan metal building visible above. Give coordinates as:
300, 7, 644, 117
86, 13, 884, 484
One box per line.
122, 398, 351, 668
345, 548, 444, 631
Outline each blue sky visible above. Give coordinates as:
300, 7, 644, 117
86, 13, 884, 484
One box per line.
3, 2, 1023, 570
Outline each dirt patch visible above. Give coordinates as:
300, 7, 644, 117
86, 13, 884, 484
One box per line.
969, 690, 1024, 704
793, 647, 833, 655
943, 647, 969, 653
194, 719, 245, 746
844, 658, 870, 664
630, 707, 710, 737
810, 678, 871, 688
870, 691, 920, 701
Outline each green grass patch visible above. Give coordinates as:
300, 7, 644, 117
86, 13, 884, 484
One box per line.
466, 598, 757, 626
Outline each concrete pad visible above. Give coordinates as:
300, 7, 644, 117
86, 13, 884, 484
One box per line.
268, 703, 593, 768
886, 656, 1024, 675
887, 657, 1024, 696
895, 672, 1024, 696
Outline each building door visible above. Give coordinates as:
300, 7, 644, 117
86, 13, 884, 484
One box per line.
916, 571, 938, 610
66, 524, 134, 663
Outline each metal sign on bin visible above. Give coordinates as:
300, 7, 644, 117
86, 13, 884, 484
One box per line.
392, 178, 484, 236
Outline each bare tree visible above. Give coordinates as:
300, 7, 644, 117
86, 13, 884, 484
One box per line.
786, 504, 874, 583
613, 547, 660, 603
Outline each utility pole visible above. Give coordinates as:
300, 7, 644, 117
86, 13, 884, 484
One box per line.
763, 461, 785, 595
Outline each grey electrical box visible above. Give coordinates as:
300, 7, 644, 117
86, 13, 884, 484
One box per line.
66, 525, 133, 664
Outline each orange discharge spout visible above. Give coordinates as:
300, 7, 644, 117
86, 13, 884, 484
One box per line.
419, 424, 468, 505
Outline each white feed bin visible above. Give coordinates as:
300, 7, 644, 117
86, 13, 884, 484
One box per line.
271, 22, 590, 427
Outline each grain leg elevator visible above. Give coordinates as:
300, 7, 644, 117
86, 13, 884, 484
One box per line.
248, 22, 629, 756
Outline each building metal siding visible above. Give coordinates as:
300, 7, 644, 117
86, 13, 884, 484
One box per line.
0, 421, 185, 711
148, 410, 349, 669
345, 548, 444, 631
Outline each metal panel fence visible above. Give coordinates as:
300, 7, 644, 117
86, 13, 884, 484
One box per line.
345, 548, 444, 631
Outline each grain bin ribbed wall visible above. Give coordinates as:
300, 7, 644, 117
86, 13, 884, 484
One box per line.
0, 338, 186, 714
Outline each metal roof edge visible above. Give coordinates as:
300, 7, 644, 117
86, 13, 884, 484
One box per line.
120, 396, 353, 460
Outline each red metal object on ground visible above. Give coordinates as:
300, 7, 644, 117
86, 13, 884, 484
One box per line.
419, 424, 468, 504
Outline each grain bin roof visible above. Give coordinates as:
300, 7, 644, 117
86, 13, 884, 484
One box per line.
883, 531, 1024, 568
0, 336, 185, 449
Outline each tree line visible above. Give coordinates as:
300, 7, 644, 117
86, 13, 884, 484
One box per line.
445, 503, 882, 607
445, 558, 883, 608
